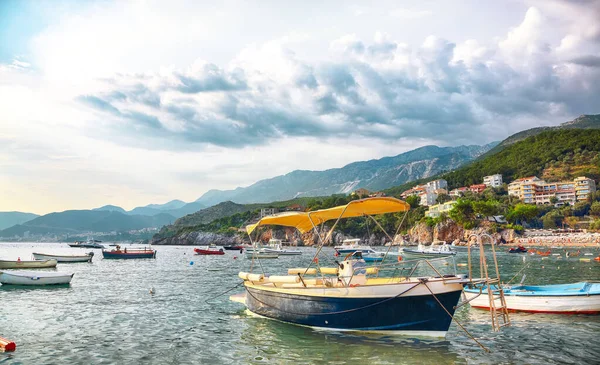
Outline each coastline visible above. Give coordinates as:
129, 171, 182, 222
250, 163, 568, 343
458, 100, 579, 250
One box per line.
516, 230, 600, 248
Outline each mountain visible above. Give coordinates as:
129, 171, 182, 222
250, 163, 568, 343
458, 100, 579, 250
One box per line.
195, 143, 497, 207
484, 114, 600, 157
0, 210, 176, 237
0, 212, 40, 230
93, 205, 127, 213
144, 200, 186, 210
128, 201, 204, 218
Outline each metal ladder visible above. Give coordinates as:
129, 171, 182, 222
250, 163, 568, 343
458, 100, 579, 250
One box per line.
468, 234, 511, 332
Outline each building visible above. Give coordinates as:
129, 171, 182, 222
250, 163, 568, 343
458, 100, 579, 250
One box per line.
483, 174, 503, 188
352, 188, 371, 198
509, 176, 596, 205
369, 191, 386, 198
286, 204, 304, 211
260, 208, 278, 218
426, 179, 448, 191
574, 177, 597, 201
425, 201, 456, 218
419, 191, 438, 207
449, 187, 469, 197
469, 184, 487, 194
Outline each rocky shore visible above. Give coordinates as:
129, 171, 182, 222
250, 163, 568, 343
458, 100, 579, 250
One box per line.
151, 231, 244, 246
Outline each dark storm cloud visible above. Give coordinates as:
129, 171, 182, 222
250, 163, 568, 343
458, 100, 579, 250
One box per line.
569, 55, 600, 68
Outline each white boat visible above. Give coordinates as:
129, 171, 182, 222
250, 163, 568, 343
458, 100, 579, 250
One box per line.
0, 270, 74, 285
401, 243, 456, 260
235, 197, 479, 337
245, 250, 279, 259
0, 259, 57, 269
334, 238, 372, 254
32, 252, 94, 263
68, 238, 105, 249
464, 282, 600, 314
262, 239, 302, 255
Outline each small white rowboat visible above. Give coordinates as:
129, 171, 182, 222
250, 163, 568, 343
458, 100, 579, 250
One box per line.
32, 252, 93, 263
0, 259, 57, 269
0, 271, 74, 285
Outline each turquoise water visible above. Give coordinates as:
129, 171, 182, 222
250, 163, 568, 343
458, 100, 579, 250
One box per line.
1, 242, 600, 364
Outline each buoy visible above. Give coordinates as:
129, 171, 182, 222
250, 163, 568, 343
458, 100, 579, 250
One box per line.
457, 263, 467, 267
190, 261, 194, 265
542, 266, 545, 269
0, 336, 16, 352
397, 256, 403, 262
149, 287, 155, 295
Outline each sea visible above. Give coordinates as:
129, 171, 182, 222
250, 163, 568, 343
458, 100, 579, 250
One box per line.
1, 242, 600, 364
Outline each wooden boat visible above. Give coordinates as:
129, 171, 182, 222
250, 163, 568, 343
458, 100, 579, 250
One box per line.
194, 245, 225, 255
102, 246, 156, 259
401, 243, 456, 260
0, 259, 57, 269
464, 282, 600, 314
0, 270, 74, 285
245, 251, 279, 259
234, 198, 477, 337
32, 252, 94, 263
508, 245, 528, 253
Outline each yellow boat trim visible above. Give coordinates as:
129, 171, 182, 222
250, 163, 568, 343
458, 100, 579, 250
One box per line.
246, 197, 410, 234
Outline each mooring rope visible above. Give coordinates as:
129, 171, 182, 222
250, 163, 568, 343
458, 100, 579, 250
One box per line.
204, 281, 245, 303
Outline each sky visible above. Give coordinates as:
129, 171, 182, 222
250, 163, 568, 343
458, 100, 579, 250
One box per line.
1, 0, 599, 215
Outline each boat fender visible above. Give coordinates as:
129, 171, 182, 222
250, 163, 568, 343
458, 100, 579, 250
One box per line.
397, 256, 403, 262
247, 273, 264, 282
268, 275, 300, 284
0, 336, 16, 352
349, 284, 360, 288
238, 272, 250, 280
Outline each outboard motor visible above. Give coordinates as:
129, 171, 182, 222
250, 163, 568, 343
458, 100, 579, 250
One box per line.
337, 257, 367, 286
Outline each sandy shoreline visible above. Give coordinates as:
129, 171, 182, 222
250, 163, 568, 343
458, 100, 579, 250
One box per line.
516, 230, 600, 247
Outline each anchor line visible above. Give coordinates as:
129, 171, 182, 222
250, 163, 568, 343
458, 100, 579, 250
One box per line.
244, 282, 421, 316
204, 281, 245, 303
422, 281, 490, 353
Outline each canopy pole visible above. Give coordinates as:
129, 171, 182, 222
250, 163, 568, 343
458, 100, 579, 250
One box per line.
377, 210, 409, 268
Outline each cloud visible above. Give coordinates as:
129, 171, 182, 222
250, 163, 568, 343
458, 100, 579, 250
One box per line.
569, 55, 600, 68
389, 8, 432, 19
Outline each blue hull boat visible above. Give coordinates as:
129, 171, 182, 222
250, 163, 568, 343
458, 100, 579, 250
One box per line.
102, 249, 156, 259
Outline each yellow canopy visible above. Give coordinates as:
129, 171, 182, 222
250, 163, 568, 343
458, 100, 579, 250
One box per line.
246, 197, 410, 234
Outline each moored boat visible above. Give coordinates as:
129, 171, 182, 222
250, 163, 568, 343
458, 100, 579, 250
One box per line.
69, 238, 105, 249
0, 270, 74, 285
245, 250, 279, 259
194, 245, 225, 255
464, 282, 600, 314
508, 245, 528, 253
0, 259, 57, 269
262, 239, 302, 256
223, 245, 245, 251
32, 252, 94, 263
234, 197, 478, 337
334, 238, 372, 255
101, 246, 156, 259
401, 243, 456, 260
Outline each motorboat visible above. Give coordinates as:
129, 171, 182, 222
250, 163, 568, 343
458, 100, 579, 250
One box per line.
401, 243, 456, 260
0, 259, 57, 269
234, 197, 480, 337
32, 252, 94, 263
223, 245, 245, 251
194, 245, 225, 255
464, 282, 600, 314
101, 246, 156, 259
508, 245, 528, 253
0, 270, 74, 286
262, 239, 302, 256
245, 251, 279, 259
69, 238, 105, 249
333, 238, 372, 255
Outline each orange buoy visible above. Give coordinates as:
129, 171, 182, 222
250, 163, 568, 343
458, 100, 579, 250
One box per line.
397, 255, 403, 262
594, 256, 600, 262
0, 336, 16, 352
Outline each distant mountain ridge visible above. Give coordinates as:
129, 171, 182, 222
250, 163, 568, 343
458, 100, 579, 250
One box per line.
195, 143, 497, 207
0, 210, 175, 237
0, 212, 40, 230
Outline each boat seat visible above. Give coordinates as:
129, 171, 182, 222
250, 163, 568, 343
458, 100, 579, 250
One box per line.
267, 275, 301, 284
320, 267, 339, 275
365, 267, 379, 275
287, 268, 317, 275
238, 272, 265, 283
280, 278, 325, 288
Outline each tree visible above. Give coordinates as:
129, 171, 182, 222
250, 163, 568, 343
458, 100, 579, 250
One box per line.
549, 196, 558, 204
565, 216, 579, 229
507, 204, 539, 225
542, 210, 563, 229
591, 201, 600, 217
449, 199, 475, 226
436, 194, 452, 204
473, 200, 500, 217
405, 195, 420, 209
573, 202, 591, 217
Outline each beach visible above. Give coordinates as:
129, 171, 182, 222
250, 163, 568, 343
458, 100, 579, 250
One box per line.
517, 229, 600, 247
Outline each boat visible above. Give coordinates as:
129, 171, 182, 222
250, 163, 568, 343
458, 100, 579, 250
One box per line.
333, 238, 373, 255
32, 252, 94, 263
0, 259, 57, 269
245, 251, 279, 259
101, 246, 156, 259
262, 239, 302, 256
508, 245, 528, 253
464, 282, 600, 314
223, 245, 245, 251
401, 243, 456, 260
233, 197, 479, 337
194, 245, 225, 255
68, 238, 105, 249
0, 270, 74, 286
532, 249, 551, 257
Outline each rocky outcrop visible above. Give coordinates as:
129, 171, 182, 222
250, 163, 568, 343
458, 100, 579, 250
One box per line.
151, 231, 244, 246
408, 219, 519, 245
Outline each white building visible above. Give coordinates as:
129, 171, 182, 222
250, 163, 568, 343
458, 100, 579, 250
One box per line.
483, 174, 503, 188
260, 208, 278, 218
419, 191, 438, 206
426, 179, 448, 191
